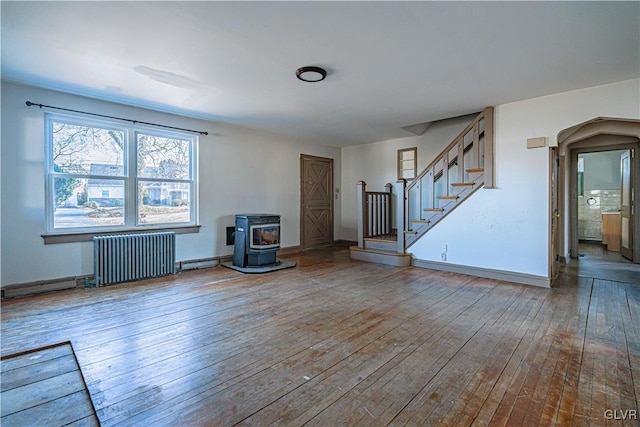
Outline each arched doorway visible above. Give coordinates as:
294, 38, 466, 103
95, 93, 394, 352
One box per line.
552, 117, 640, 279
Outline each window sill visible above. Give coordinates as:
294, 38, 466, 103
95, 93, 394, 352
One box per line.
42, 225, 201, 245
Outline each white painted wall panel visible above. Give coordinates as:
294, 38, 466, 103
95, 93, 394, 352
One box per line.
1, 82, 341, 285
3, 79, 638, 286
409, 79, 640, 279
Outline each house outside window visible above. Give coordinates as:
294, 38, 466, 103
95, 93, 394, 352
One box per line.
45, 113, 198, 233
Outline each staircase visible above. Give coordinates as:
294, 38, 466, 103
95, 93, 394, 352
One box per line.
350, 107, 494, 266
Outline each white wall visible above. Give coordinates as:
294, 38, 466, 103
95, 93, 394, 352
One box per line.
3, 79, 638, 286
340, 114, 476, 240
1, 82, 342, 286
409, 79, 640, 280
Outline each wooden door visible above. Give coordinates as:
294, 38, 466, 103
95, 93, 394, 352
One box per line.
620, 150, 633, 259
300, 155, 333, 249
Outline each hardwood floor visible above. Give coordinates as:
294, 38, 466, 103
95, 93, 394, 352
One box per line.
1, 247, 638, 426
1, 342, 99, 426
562, 242, 640, 284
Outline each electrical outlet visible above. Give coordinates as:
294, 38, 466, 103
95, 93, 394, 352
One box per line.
441, 252, 447, 261
442, 244, 447, 252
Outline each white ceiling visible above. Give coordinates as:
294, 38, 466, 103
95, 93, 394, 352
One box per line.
2, 1, 639, 147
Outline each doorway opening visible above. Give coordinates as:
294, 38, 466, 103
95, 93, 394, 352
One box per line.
568, 148, 640, 282
576, 149, 629, 258
552, 117, 640, 284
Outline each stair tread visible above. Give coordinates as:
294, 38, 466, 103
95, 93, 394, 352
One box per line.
364, 236, 396, 243
404, 230, 418, 235
451, 182, 475, 187
411, 219, 430, 223
466, 168, 484, 173
349, 246, 410, 256
437, 196, 459, 200
424, 208, 445, 212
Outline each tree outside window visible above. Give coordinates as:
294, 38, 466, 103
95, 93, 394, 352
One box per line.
46, 114, 197, 232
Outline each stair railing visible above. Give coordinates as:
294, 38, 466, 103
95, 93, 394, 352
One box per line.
356, 181, 393, 248
355, 107, 494, 254
401, 107, 494, 251
395, 179, 407, 253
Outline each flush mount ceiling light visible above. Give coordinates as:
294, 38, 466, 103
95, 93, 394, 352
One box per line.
296, 66, 327, 83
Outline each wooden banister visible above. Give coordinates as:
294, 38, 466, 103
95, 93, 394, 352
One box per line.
356, 181, 394, 249
354, 107, 494, 255
395, 179, 407, 253
406, 107, 494, 195
402, 107, 494, 249
356, 181, 366, 248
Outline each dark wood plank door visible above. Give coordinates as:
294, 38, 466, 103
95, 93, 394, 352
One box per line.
300, 155, 333, 249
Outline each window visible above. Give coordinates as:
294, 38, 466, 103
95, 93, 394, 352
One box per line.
577, 156, 584, 197
398, 147, 417, 180
46, 114, 197, 233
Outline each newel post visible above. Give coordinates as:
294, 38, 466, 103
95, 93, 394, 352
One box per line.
395, 179, 407, 253
356, 180, 367, 248
385, 182, 392, 234
483, 106, 495, 189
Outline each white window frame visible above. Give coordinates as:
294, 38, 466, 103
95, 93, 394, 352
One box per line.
44, 112, 198, 238
397, 147, 417, 180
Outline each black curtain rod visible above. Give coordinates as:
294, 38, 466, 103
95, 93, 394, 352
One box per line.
25, 101, 209, 136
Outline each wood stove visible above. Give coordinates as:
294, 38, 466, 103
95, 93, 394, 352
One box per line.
233, 214, 280, 268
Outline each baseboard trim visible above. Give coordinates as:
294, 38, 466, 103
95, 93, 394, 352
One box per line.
279, 245, 303, 255
178, 258, 221, 271
412, 258, 551, 288
2, 276, 90, 299
2, 244, 305, 298
179, 245, 302, 271
333, 239, 357, 247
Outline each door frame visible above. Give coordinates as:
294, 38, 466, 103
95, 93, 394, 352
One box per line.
620, 150, 633, 259
569, 144, 635, 259
554, 117, 640, 265
300, 154, 334, 250
549, 147, 560, 280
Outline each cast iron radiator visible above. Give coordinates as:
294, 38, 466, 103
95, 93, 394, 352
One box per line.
93, 231, 176, 286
